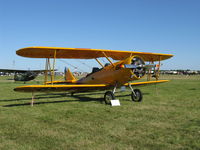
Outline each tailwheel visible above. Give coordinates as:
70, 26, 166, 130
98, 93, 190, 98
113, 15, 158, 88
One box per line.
104, 91, 115, 105
71, 92, 75, 96
131, 89, 143, 102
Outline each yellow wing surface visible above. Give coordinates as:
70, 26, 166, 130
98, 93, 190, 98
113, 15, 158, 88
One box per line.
14, 84, 108, 92
16, 47, 173, 61
14, 80, 169, 92
124, 80, 169, 86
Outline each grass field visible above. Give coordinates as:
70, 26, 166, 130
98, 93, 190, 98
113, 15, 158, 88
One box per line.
0, 75, 200, 150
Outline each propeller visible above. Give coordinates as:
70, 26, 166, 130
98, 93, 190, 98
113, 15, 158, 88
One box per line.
123, 57, 157, 79
118, 56, 161, 80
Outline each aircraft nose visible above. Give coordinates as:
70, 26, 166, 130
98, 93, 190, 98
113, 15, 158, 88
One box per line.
131, 56, 146, 78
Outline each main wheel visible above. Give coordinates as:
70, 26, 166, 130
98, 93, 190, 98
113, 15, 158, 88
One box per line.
131, 89, 143, 102
104, 91, 115, 105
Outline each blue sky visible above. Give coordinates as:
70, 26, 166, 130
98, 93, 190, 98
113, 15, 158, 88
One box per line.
0, 0, 199, 72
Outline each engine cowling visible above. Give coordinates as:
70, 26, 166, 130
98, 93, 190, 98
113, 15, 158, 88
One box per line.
131, 56, 146, 79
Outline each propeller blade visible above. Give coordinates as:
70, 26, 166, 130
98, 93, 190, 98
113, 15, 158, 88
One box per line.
124, 64, 156, 69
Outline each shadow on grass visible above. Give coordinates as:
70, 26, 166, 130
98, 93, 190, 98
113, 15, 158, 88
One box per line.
0, 92, 104, 102
0, 95, 67, 102
7, 78, 14, 80
188, 88, 197, 90
2, 94, 103, 107
2, 92, 150, 107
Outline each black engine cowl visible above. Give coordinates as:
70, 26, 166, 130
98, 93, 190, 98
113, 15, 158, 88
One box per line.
131, 56, 146, 78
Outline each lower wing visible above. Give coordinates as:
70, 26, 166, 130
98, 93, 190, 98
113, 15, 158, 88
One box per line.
124, 80, 169, 86
14, 84, 108, 92
14, 80, 169, 93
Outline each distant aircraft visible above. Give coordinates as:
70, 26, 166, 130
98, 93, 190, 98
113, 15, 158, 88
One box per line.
0, 69, 48, 82
14, 47, 173, 106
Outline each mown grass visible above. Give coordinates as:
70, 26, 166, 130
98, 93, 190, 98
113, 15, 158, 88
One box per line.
0, 75, 200, 150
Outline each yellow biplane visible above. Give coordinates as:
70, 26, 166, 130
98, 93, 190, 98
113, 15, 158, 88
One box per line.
14, 47, 173, 106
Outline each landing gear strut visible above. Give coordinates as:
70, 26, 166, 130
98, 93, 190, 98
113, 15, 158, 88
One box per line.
104, 84, 117, 105
103, 84, 143, 105
129, 84, 143, 102
131, 89, 142, 102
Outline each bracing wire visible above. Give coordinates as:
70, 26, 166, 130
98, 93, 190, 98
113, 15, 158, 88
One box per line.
77, 60, 92, 69
59, 59, 85, 72
100, 57, 106, 63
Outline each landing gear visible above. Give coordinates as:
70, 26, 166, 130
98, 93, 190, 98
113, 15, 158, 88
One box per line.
103, 83, 143, 105
131, 89, 143, 102
129, 84, 143, 102
104, 91, 115, 105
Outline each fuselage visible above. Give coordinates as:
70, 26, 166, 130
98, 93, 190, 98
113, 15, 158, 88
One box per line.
77, 56, 145, 87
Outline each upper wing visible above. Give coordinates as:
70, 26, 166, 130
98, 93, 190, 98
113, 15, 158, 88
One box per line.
14, 84, 108, 92
16, 47, 173, 61
0, 69, 29, 73
124, 80, 169, 86
0, 69, 55, 73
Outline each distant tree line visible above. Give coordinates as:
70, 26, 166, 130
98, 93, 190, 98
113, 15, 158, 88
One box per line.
160, 70, 200, 75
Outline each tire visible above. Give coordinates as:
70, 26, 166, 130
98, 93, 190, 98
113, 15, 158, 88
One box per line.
104, 91, 115, 105
131, 89, 143, 102
71, 92, 75, 96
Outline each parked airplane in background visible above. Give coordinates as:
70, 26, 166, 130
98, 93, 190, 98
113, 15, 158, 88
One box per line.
0, 69, 48, 82
14, 47, 173, 106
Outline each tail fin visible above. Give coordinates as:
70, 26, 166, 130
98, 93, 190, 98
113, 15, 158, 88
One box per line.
65, 68, 77, 83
